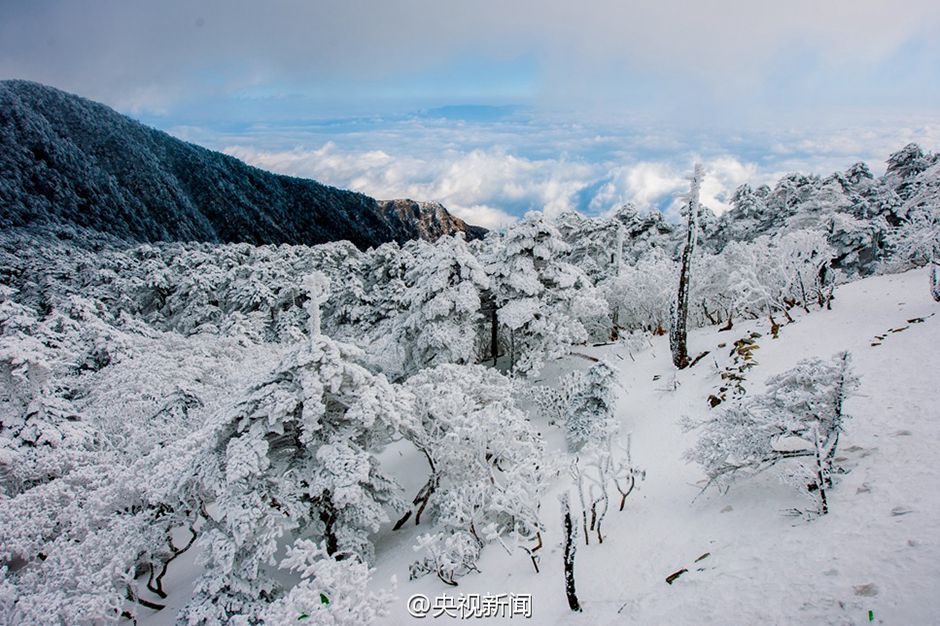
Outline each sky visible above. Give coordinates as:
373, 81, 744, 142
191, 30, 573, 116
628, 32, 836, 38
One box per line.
3, 0, 940, 228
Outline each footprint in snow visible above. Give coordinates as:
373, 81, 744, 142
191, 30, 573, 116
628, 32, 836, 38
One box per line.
891, 506, 914, 516
892, 430, 912, 436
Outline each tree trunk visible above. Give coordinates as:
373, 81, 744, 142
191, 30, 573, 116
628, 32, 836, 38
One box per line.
560, 493, 582, 612
491, 306, 499, 364
813, 426, 829, 515
320, 493, 338, 556
931, 260, 940, 302
670, 164, 704, 369
701, 301, 718, 326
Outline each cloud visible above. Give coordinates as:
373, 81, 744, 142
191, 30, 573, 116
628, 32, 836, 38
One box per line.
210, 104, 940, 228
586, 157, 768, 219
225, 143, 586, 229
3, 1, 939, 119
222, 132, 821, 228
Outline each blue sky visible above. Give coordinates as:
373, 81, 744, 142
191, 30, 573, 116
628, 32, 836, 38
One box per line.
3, 0, 940, 227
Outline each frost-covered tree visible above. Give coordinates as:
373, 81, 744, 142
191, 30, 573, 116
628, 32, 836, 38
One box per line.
565, 361, 618, 452
399, 364, 545, 584
604, 248, 678, 333
611, 203, 676, 263
685, 351, 859, 515
488, 212, 602, 375
775, 230, 836, 311
261, 540, 395, 626
887, 204, 940, 301
714, 183, 770, 245
671, 164, 705, 368
554, 210, 625, 284
884, 143, 931, 200
400, 233, 489, 372
716, 231, 834, 325
177, 273, 412, 624
569, 432, 642, 545
0, 448, 203, 624
0, 296, 108, 495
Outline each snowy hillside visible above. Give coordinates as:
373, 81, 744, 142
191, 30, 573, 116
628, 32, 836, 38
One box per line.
0, 80, 484, 248
365, 267, 940, 626
1, 146, 938, 625
123, 267, 940, 625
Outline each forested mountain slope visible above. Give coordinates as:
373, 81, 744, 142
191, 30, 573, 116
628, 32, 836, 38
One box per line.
0, 80, 483, 248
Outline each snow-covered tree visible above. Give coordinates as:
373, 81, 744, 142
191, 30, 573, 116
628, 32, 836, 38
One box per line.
685, 351, 859, 515
611, 203, 676, 263
554, 210, 625, 283
887, 204, 940, 301
604, 248, 678, 333
488, 212, 602, 375
261, 540, 395, 626
775, 230, 836, 311
884, 143, 931, 200
399, 233, 489, 373
177, 274, 412, 624
400, 364, 545, 584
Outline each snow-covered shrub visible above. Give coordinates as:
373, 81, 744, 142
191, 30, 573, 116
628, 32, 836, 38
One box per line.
0, 451, 198, 624
713, 230, 835, 324
565, 361, 618, 452
523, 369, 587, 426
261, 540, 395, 626
685, 351, 859, 515
569, 432, 643, 545
401, 364, 545, 584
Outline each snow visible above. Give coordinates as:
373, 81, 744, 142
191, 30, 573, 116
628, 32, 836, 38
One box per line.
362, 267, 940, 625
3, 151, 939, 623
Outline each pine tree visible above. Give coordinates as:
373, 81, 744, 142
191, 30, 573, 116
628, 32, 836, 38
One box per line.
400, 233, 489, 372
179, 273, 412, 624
488, 212, 599, 375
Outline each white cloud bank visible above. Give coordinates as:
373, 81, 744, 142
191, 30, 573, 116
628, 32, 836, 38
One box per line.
225, 142, 780, 228
226, 143, 597, 229
209, 111, 940, 230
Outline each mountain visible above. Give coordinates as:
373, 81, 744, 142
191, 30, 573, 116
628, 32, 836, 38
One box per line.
377, 199, 488, 242
0, 80, 484, 249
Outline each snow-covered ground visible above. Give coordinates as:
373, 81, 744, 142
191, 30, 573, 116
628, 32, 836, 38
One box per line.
137, 267, 939, 626
366, 267, 940, 625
